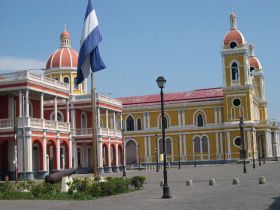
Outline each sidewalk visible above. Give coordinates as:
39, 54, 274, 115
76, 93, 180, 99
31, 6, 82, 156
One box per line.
1, 162, 280, 210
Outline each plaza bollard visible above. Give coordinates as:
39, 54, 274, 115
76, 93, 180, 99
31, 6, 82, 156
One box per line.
232, 178, 240, 185
209, 178, 215, 186
160, 180, 164, 187
186, 180, 193, 186
259, 176, 266, 184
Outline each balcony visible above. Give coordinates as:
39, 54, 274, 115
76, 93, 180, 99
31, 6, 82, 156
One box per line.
75, 127, 122, 138
17, 117, 70, 132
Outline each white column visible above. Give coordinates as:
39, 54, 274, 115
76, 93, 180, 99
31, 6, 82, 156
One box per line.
66, 99, 69, 123
19, 91, 23, 117
113, 111, 116, 130
73, 142, 77, 168
40, 93, 44, 119
56, 138, 60, 170
144, 136, 148, 162
216, 132, 219, 159
69, 140, 73, 168
115, 144, 119, 166
178, 110, 181, 127
26, 134, 32, 172
106, 109, 109, 129
179, 135, 182, 161
183, 134, 187, 160
247, 129, 251, 152
42, 135, 47, 171
148, 136, 151, 161
97, 107, 101, 127
143, 112, 147, 130
120, 113, 123, 130
54, 96, 57, 121
214, 108, 218, 124
182, 110, 186, 126
219, 133, 224, 158
265, 130, 272, 157
147, 112, 150, 128
227, 131, 231, 159
97, 139, 103, 168
25, 90, 29, 117
108, 143, 111, 167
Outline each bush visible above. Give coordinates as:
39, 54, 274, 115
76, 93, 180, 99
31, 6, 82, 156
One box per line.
0, 175, 146, 200
130, 176, 146, 189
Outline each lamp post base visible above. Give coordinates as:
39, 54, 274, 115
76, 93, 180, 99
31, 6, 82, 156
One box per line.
162, 185, 172, 199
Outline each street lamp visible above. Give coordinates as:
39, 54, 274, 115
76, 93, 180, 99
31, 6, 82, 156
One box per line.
239, 117, 247, 173
121, 129, 126, 177
155, 134, 159, 172
156, 76, 171, 199
258, 138, 261, 166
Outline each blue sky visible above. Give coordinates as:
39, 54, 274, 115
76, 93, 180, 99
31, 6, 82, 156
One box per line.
0, 0, 280, 120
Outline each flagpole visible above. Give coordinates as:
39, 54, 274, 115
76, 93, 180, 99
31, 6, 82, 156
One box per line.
91, 72, 98, 178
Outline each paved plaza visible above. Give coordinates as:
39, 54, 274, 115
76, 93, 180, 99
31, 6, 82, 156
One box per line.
1, 162, 280, 210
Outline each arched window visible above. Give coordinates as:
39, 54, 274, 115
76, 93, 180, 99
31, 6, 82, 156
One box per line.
231, 62, 239, 81
159, 114, 169, 129
158, 138, 172, 155
201, 136, 208, 153
50, 111, 63, 122
137, 118, 142, 130
126, 116, 134, 131
197, 114, 204, 127
63, 77, 69, 84
193, 137, 200, 153
81, 112, 87, 129
54, 77, 59, 81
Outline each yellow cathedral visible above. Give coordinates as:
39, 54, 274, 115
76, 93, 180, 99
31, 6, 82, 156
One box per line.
119, 13, 280, 166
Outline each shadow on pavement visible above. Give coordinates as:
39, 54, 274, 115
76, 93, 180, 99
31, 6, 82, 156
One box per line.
268, 196, 280, 210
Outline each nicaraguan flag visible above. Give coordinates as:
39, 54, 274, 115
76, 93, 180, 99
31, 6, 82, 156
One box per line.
76, 0, 106, 85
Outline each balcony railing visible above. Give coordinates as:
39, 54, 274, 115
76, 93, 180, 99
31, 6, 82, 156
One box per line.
0, 119, 13, 129
75, 127, 122, 138
0, 70, 69, 90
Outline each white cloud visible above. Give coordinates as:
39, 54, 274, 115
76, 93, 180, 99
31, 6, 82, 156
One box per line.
0, 56, 45, 73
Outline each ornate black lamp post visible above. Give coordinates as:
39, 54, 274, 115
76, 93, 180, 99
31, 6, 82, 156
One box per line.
156, 76, 171, 199
155, 134, 159, 172
239, 117, 247, 173
121, 129, 126, 177
178, 138, 181, 169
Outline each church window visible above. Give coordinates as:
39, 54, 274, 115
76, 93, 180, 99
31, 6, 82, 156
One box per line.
233, 98, 241, 107
202, 136, 208, 153
234, 137, 242, 147
126, 115, 134, 131
197, 114, 204, 127
159, 114, 169, 129
63, 77, 69, 84
81, 112, 87, 129
137, 118, 142, 130
250, 67, 255, 73
231, 62, 239, 81
229, 41, 237, 49
193, 137, 200, 153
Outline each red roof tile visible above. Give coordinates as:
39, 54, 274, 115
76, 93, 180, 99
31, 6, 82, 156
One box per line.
118, 88, 223, 107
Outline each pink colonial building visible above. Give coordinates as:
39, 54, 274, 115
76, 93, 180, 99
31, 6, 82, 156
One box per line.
0, 29, 123, 180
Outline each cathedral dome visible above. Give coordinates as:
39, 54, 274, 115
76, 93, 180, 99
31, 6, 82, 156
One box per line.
46, 27, 78, 70
223, 13, 246, 47
248, 44, 262, 69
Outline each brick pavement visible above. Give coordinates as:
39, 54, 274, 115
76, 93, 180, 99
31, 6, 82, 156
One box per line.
0, 162, 280, 210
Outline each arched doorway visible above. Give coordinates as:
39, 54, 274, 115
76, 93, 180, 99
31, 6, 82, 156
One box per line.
60, 141, 69, 169
0, 140, 8, 180
47, 140, 56, 171
125, 140, 137, 165
102, 144, 108, 167
118, 145, 123, 165
110, 145, 116, 166
32, 140, 43, 173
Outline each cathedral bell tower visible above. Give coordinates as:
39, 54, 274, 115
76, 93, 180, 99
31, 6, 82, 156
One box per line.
221, 13, 251, 122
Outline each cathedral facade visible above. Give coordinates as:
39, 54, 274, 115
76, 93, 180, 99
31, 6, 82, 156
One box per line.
0, 13, 279, 180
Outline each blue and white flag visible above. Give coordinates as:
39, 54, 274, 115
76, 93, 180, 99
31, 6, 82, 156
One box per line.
76, 0, 106, 85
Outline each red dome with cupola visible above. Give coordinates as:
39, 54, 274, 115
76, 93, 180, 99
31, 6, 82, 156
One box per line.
46, 26, 78, 70
248, 44, 262, 70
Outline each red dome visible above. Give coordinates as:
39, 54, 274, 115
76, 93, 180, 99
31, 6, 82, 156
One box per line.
60, 31, 70, 39
46, 48, 78, 70
223, 29, 245, 46
249, 56, 262, 69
